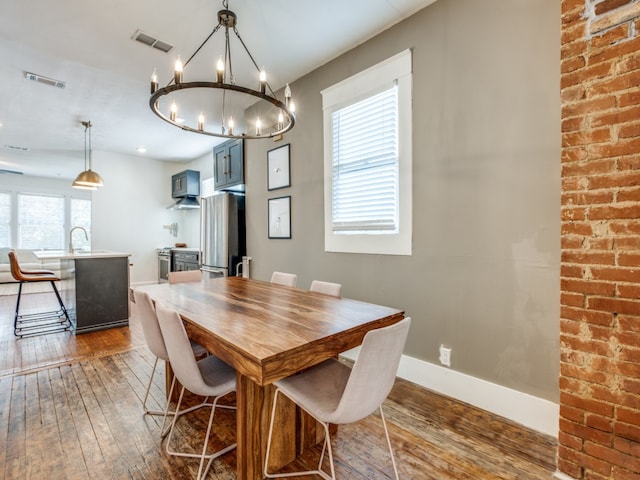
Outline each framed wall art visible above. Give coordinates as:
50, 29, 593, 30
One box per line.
267, 144, 290, 191
268, 196, 291, 239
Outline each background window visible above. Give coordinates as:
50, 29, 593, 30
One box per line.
18, 194, 65, 249
322, 49, 412, 255
0, 193, 10, 248
71, 198, 92, 250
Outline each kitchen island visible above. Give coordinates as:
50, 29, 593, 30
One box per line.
34, 250, 131, 334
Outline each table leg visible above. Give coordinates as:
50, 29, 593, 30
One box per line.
236, 373, 296, 480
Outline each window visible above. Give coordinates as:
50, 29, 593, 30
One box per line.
0, 187, 91, 250
322, 49, 412, 255
0, 193, 10, 247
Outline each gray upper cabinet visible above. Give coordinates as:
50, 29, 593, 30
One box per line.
214, 139, 244, 190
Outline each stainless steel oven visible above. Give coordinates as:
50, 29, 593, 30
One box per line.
157, 248, 171, 283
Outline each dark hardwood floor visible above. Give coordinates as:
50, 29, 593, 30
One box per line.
0, 290, 557, 479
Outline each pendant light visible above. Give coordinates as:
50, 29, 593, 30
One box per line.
72, 121, 104, 190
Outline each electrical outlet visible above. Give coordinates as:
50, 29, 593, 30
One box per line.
439, 344, 451, 367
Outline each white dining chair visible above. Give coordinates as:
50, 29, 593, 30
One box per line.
168, 269, 202, 283
271, 271, 298, 287
309, 280, 342, 297
133, 290, 208, 424
155, 302, 237, 480
264, 317, 411, 480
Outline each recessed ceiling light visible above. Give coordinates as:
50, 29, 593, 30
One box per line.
136, 147, 147, 153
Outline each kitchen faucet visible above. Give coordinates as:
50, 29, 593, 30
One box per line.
69, 226, 88, 252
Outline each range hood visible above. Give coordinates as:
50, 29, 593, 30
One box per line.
168, 169, 200, 209
168, 196, 200, 210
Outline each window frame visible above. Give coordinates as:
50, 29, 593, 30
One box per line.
321, 49, 412, 255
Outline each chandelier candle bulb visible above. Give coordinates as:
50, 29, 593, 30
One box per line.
216, 57, 224, 83
198, 113, 205, 131
256, 117, 262, 136
278, 111, 284, 130
170, 102, 177, 122
174, 58, 183, 84
228, 117, 234, 135
259, 69, 266, 94
150, 70, 158, 94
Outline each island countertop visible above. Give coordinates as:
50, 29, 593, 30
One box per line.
33, 250, 131, 260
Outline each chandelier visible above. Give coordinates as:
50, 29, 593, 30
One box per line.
149, 0, 296, 139
72, 121, 104, 190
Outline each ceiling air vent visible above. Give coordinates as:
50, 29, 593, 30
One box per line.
25, 72, 66, 89
4, 144, 30, 152
132, 30, 173, 53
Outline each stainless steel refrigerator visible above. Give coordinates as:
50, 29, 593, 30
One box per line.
200, 192, 246, 278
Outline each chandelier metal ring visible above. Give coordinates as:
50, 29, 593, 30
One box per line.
149, 82, 295, 140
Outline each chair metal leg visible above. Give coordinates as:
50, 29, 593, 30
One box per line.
264, 389, 334, 480
13, 282, 23, 336
380, 405, 400, 480
164, 385, 236, 478
50, 280, 72, 326
13, 280, 72, 337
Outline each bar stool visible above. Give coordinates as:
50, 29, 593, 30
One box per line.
8, 250, 72, 337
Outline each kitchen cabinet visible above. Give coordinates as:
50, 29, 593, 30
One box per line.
214, 138, 244, 190
172, 250, 199, 272
172, 169, 200, 198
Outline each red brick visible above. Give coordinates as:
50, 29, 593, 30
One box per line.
562, 206, 586, 221
610, 221, 640, 235
563, 55, 587, 74
562, 392, 616, 417
621, 377, 640, 394
619, 156, 640, 171
559, 442, 614, 474
563, 176, 588, 191
559, 430, 584, 450
589, 36, 640, 66
590, 265, 640, 283
562, 334, 612, 356
587, 323, 614, 342
561, 362, 613, 385
595, 0, 635, 16
587, 238, 615, 250
619, 252, 640, 266
562, 0, 586, 16
584, 441, 640, 472
587, 137, 640, 159
587, 413, 614, 432
619, 90, 640, 108
613, 436, 640, 460
591, 22, 630, 48
562, 222, 594, 236
561, 318, 582, 335
562, 251, 616, 265
618, 316, 640, 332
562, 291, 586, 307
588, 71, 640, 97
562, 20, 588, 44
618, 284, 640, 299
563, 159, 615, 177
562, 263, 585, 278
563, 187, 612, 205
557, 457, 583, 480
562, 62, 616, 89
618, 408, 640, 428
591, 105, 640, 128
563, 147, 589, 163
618, 52, 640, 74
589, 296, 640, 315
618, 362, 640, 378
619, 122, 640, 139
590, 172, 640, 189
563, 84, 587, 104
562, 236, 585, 249
616, 330, 640, 347
590, 205, 640, 220
618, 187, 640, 202
619, 346, 640, 363
560, 418, 614, 448
563, 128, 612, 147
563, 95, 617, 118
562, 305, 614, 326
563, 278, 615, 295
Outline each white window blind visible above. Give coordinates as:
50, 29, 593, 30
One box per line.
331, 86, 398, 233
0, 193, 10, 247
201, 177, 215, 198
18, 193, 65, 249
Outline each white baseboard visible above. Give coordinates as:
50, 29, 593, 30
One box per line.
342, 348, 559, 437
553, 472, 576, 480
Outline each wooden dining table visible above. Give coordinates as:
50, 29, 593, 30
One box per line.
134, 276, 405, 480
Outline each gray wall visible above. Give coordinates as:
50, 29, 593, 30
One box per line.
245, 0, 560, 401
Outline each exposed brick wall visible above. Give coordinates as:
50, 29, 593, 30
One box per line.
560, 0, 640, 478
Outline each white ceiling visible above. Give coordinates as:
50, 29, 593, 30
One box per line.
0, 0, 435, 180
